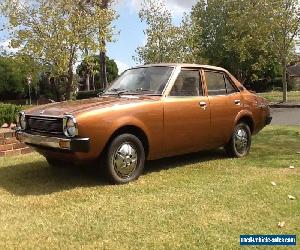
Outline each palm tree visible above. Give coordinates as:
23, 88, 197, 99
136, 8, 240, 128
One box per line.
81, 0, 110, 89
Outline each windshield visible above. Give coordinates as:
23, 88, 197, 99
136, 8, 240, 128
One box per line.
105, 66, 174, 95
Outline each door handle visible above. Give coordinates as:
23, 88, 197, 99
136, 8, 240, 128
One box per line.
199, 102, 207, 110
234, 99, 241, 105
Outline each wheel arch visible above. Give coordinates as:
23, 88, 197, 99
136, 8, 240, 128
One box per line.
236, 115, 254, 134
103, 125, 150, 159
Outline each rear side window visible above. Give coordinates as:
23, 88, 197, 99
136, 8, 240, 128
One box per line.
224, 76, 236, 94
205, 71, 237, 96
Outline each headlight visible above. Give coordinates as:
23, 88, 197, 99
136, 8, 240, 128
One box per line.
63, 115, 78, 137
18, 112, 27, 130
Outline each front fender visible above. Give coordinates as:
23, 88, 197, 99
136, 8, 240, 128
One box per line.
75, 102, 163, 160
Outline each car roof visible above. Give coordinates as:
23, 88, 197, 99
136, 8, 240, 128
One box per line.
132, 63, 228, 72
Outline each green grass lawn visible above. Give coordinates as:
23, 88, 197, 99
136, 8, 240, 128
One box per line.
258, 91, 300, 103
0, 126, 299, 249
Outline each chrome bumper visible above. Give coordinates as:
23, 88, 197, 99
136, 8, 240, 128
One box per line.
16, 131, 90, 153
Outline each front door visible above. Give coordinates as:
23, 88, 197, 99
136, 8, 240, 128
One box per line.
163, 68, 211, 157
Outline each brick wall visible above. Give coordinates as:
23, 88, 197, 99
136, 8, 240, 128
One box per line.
0, 130, 34, 157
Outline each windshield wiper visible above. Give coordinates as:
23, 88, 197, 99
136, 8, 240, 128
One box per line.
134, 88, 162, 96
105, 88, 131, 97
104, 88, 161, 97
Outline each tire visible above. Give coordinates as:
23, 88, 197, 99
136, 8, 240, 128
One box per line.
46, 158, 66, 168
106, 133, 145, 184
225, 122, 252, 158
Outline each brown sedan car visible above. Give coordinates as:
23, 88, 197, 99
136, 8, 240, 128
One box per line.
17, 64, 272, 184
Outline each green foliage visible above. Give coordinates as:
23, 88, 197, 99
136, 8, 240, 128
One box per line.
191, 0, 281, 83
37, 73, 79, 102
77, 55, 118, 91
76, 90, 103, 100
106, 57, 119, 83
0, 56, 25, 98
0, 103, 22, 125
1, 0, 117, 99
136, 0, 298, 96
268, 0, 300, 102
0, 55, 40, 100
190, 0, 299, 97
134, 0, 195, 64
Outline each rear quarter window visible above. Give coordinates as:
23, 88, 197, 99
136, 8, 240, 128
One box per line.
205, 70, 238, 95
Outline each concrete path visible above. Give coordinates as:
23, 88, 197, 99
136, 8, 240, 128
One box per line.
271, 108, 300, 125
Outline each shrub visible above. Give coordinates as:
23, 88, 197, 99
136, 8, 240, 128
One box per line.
0, 103, 23, 125
76, 90, 103, 100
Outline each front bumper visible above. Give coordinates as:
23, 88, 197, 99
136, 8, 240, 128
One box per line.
16, 131, 90, 153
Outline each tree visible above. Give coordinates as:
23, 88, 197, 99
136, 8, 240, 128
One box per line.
268, 0, 300, 102
134, 0, 194, 64
0, 54, 41, 100
106, 57, 119, 83
84, 0, 113, 89
191, 0, 300, 97
1, 0, 116, 100
99, 0, 110, 89
191, 0, 279, 84
76, 55, 118, 90
78, 55, 99, 91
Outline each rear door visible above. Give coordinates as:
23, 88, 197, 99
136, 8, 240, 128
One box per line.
203, 69, 242, 147
163, 68, 211, 156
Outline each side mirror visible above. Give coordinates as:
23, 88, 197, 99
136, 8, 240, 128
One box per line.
238, 86, 245, 91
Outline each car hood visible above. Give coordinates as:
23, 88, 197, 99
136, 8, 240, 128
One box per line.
25, 95, 160, 117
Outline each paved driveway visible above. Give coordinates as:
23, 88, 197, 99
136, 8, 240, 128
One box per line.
271, 108, 300, 125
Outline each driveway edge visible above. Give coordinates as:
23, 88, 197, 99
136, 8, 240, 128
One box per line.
270, 103, 300, 108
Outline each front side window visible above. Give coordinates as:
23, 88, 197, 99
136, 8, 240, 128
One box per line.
205, 71, 237, 96
106, 66, 174, 95
169, 69, 201, 97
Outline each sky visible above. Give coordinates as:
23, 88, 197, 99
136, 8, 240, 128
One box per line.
107, 0, 197, 73
0, 0, 197, 74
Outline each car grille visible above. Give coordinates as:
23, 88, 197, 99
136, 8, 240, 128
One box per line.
26, 116, 63, 135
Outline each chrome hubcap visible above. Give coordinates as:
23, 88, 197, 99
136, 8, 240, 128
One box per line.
235, 128, 248, 154
113, 143, 138, 178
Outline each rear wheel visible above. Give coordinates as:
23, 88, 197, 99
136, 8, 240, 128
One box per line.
106, 134, 145, 184
225, 122, 251, 158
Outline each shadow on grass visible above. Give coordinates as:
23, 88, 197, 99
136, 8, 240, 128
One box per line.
0, 160, 109, 196
0, 149, 227, 196
145, 149, 227, 173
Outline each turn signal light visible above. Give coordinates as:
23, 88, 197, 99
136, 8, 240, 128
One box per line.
59, 140, 70, 149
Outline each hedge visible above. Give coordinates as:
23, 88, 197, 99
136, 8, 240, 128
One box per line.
0, 103, 22, 125
76, 90, 104, 100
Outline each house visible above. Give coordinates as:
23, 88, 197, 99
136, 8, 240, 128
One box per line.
287, 63, 300, 90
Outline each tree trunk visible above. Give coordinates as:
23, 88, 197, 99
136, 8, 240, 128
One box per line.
99, 0, 109, 90
92, 74, 95, 90
282, 59, 287, 103
86, 73, 90, 91
99, 42, 108, 89
66, 50, 76, 100
66, 66, 73, 100
51, 77, 60, 102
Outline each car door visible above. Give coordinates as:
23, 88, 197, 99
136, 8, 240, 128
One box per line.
203, 69, 242, 147
163, 68, 211, 157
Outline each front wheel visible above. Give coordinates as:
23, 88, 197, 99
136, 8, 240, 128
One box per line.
225, 122, 252, 158
106, 134, 145, 184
